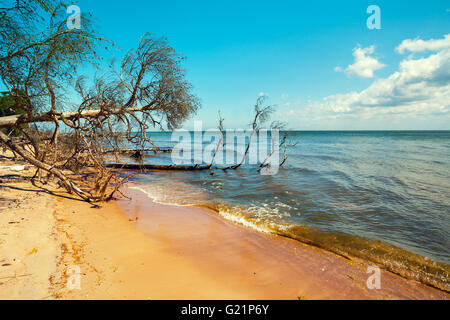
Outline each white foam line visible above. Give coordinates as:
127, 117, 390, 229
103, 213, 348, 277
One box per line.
129, 184, 288, 236
217, 210, 273, 234
129, 185, 199, 208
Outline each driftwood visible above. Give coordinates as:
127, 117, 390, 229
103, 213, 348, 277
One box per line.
105, 163, 213, 171
0, 130, 95, 200
105, 99, 290, 173
104, 147, 173, 154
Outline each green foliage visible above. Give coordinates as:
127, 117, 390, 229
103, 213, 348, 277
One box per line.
0, 91, 25, 117
0, 91, 26, 135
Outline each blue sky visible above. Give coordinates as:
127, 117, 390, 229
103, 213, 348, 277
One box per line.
34, 1, 450, 129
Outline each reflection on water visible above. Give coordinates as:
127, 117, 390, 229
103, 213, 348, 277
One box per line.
129, 131, 450, 291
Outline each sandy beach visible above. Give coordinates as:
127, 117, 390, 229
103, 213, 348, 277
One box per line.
1, 0, 450, 305
0, 152, 448, 300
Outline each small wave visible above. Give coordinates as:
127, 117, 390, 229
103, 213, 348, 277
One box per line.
217, 206, 450, 292
291, 167, 317, 174
276, 225, 450, 292
301, 154, 340, 161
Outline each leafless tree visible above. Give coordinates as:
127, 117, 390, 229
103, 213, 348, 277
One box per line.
207, 111, 224, 168
209, 96, 291, 172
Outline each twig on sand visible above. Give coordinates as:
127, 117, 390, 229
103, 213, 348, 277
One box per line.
0, 273, 32, 280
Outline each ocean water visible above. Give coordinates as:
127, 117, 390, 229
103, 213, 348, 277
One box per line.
127, 131, 450, 291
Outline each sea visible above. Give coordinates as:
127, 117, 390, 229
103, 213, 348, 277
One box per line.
124, 130, 450, 291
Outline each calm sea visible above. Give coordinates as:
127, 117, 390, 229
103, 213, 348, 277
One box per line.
127, 131, 450, 291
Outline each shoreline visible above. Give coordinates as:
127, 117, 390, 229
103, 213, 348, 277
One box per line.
0, 164, 448, 299
129, 184, 450, 293
115, 186, 449, 299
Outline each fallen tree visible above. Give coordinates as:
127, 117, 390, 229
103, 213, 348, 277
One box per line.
104, 97, 293, 174
105, 163, 211, 171
0, 1, 292, 202
0, 0, 199, 201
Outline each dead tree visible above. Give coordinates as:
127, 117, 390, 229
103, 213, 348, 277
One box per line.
208, 111, 224, 168
220, 96, 290, 172
0, 1, 200, 201
102, 98, 293, 173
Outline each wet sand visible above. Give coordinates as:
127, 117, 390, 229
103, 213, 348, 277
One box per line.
109, 187, 448, 299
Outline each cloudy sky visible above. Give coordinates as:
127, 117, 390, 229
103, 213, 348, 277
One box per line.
50, 1, 450, 129
294, 33, 450, 130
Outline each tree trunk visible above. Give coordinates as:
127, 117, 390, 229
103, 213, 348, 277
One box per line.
105, 163, 213, 171
0, 106, 148, 129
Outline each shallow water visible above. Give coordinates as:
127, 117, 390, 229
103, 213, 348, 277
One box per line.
128, 131, 450, 291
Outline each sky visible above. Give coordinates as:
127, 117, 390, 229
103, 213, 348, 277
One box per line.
21, 1, 450, 129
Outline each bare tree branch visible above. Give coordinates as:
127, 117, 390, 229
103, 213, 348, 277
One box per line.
0, 1, 200, 201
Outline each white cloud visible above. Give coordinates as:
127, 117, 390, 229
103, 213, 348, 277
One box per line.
396, 33, 450, 54
259, 92, 269, 97
335, 45, 386, 78
303, 34, 450, 121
